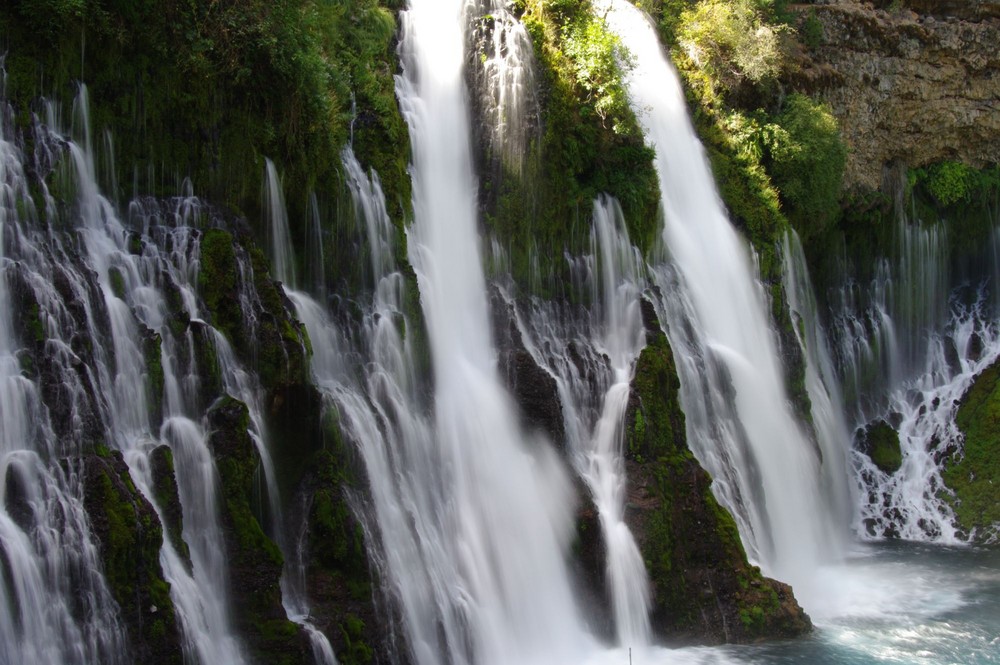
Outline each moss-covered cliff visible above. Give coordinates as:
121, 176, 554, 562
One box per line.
946, 358, 1000, 542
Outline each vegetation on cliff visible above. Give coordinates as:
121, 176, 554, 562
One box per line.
474, 0, 659, 291
947, 359, 1000, 542
82, 450, 183, 664
0, 0, 410, 277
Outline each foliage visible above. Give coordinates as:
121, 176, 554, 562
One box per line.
0, 0, 409, 260
677, 0, 789, 103
562, 11, 635, 135
768, 94, 846, 241
490, 0, 658, 291
911, 162, 1000, 208
801, 9, 823, 49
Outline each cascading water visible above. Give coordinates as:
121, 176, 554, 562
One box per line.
781, 232, 855, 541
598, 0, 848, 601
506, 196, 651, 645
823, 211, 1000, 542
469, 0, 538, 176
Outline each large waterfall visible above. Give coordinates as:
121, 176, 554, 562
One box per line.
394, 1, 589, 661
3, 0, 1000, 662
597, 0, 849, 599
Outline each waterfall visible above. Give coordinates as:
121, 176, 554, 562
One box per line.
824, 211, 1000, 542
781, 232, 855, 543
265, 158, 297, 288
506, 196, 651, 644
470, 0, 538, 176
260, 159, 339, 665
392, 1, 593, 661
0, 84, 303, 663
598, 0, 848, 600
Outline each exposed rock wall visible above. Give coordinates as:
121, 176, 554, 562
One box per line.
790, 0, 1000, 191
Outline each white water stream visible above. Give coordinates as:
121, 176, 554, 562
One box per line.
597, 0, 848, 602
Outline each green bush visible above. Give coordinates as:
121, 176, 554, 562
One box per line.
677, 0, 789, 102
768, 94, 846, 241
918, 161, 978, 207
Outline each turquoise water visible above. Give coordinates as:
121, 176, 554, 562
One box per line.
584, 543, 999, 665
734, 543, 1000, 665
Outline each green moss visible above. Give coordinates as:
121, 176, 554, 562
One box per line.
945, 360, 1000, 540
149, 445, 191, 566
207, 395, 309, 662
861, 420, 902, 475
338, 614, 374, 665
197, 229, 242, 344
143, 330, 165, 427
109, 267, 127, 300
627, 325, 808, 641
83, 453, 182, 661
25, 302, 46, 344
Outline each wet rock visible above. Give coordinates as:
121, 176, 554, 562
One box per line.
490, 288, 566, 447
206, 395, 313, 664
856, 419, 903, 474
149, 444, 190, 569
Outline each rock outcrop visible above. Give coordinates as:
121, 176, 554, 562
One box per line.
790, 0, 1000, 191
82, 451, 183, 664
623, 306, 811, 644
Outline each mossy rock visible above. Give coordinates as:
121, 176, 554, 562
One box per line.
623, 309, 811, 643
300, 410, 382, 663
206, 395, 312, 664
81, 451, 183, 664
945, 359, 1000, 542
149, 444, 191, 568
857, 419, 903, 475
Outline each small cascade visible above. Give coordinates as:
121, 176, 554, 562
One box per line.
828, 217, 952, 424
469, 0, 538, 175
598, 0, 847, 600
509, 196, 651, 645
0, 92, 131, 665
265, 157, 297, 288
259, 160, 336, 663
825, 211, 1000, 542
781, 232, 855, 540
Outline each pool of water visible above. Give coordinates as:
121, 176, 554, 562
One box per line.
583, 542, 1000, 665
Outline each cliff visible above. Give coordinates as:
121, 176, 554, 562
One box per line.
789, 0, 1000, 192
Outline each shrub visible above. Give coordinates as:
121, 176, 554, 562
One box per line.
767, 94, 846, 240
677, 0, 789, 101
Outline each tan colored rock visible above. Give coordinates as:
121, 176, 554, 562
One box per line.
788, 1, 1000, 191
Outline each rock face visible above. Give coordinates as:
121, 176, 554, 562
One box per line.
490, 288, 566, 447
791, 0, 1000, 191
623, 311, 811, 644
206, 396, 313, 664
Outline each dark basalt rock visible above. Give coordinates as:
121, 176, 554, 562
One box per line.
856, 419, 903, 475
206, 395, 313, 665
149, 444, 191, 569
490, 287, 566, 447
300, 410, 385, 665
